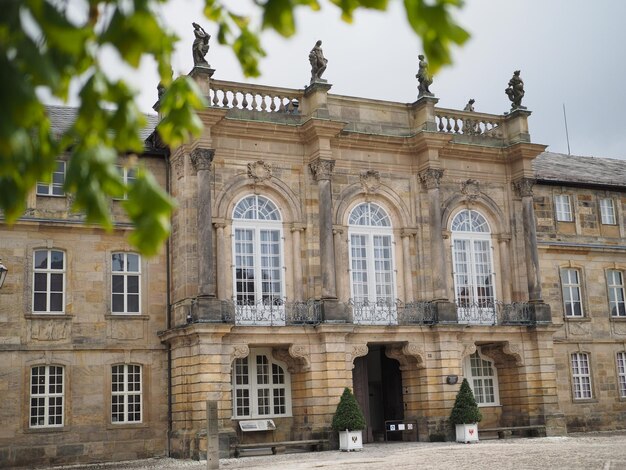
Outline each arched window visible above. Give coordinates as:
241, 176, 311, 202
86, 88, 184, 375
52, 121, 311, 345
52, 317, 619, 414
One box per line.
348, 202, 396, 324
451, 210, 496, 324
463, 349, 500, 406
232, 348, 291, 418
232, 195, 285, 325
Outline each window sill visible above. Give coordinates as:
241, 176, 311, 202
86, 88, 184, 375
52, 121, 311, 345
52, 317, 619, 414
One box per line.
25, 314, 73, 320
36, 194, 66, 198
106, 422, 148, 430
572, 398, 597, 404
24, 426, 68, 434
563, 316, 591, 322
105, 314, 149, 321
477, 404, 501, 409
610, 316, 626, 322
231, 414, 293, 420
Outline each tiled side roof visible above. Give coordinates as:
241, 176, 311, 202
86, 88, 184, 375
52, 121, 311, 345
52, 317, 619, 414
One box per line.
46, 105, 158, 142
533, 152, 626, 187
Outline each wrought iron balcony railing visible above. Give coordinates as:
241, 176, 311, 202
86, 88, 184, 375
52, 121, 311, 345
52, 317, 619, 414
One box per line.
456, 300, 533, 326
349, 299, 436, 326
221, 298, 322, 326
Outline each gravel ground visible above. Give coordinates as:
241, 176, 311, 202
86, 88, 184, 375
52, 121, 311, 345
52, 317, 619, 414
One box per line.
51, 432, 626, 470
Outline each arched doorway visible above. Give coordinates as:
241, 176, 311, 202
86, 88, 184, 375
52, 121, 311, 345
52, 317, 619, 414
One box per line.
353, 345, 403, 443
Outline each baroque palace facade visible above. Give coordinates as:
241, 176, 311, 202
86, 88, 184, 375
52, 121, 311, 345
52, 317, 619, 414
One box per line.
1, 68, 626, 467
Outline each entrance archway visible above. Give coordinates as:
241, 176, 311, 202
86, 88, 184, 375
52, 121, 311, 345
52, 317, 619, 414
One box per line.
353, 345, 403, 443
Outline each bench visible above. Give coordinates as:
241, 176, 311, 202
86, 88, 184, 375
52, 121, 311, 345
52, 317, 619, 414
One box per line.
232, 439, 329, 457
480, 425, 547, 439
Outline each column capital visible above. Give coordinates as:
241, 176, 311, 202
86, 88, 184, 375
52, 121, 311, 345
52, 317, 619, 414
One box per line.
190, 147, 215, 172
497, 233, 512, 243
291, 223, 306, 233
512, 177, 536, 198
419, 168, 444, 190
213, 219, 227, 230
332, 224, 345, 235
400, 228, 418, 238
309, 158, 335, 181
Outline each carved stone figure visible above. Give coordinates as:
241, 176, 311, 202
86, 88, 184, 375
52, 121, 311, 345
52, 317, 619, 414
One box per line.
416, 54, 434, 97
463, 99, 478, 134
505, 70, 525, 109
192, 22, 210, 67
309, 40, 328, 84
463, 99, 475, 112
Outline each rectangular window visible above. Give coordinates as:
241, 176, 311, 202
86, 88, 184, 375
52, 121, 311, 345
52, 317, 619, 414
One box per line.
608, 270, 626, 317
30, 365, 64, 428
561, 268, 583, 317
469, 352, 497, 405
111, 253, 141, 314
111, 364, 142, 423
36, 160, 66, 196
600, 198, 616, 225
554, 194, 573, 222
617, 352, 626, 399
114, 166, 137, 200
571, 352, 592, 399
33, 249, 65, 313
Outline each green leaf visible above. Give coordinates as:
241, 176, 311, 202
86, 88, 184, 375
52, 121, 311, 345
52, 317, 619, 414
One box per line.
262, 0, 296, 37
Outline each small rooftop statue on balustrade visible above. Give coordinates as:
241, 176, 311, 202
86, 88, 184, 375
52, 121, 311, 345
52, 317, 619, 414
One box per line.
505, 70, 526, 110
416, 54, 434, 98
309, 40, 328, 84
192, 22, 211, 67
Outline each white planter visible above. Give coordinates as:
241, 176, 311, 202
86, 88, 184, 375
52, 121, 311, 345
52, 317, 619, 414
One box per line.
338, 430, 363, 451
455, 423, 479, 443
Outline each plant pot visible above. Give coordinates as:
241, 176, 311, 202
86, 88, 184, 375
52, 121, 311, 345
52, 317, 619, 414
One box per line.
338, 430, 363, 451
455, 423, 479, 443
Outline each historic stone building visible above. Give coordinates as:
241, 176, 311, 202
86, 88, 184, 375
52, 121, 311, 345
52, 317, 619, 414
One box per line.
1, 69, 625, 467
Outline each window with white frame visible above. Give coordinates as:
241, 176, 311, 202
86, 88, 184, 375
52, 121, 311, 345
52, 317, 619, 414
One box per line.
554, 194, 573, 222
608, 270, 626, 317
617, 352, 626, 399
451, 210, 496, 323
232, 349, 291, 418
111, 364, 142, 423
348, 203, 396, 312
112, 253, 141, 314
30, 365, 64, 428
232, 195, 284, 308
600, 198, 616, 225
36, 160, 65, 196
463, 350, 499, 406
33, 249, 65, 313
114, 165, 137, 200
571, 352, 592, 399
560, 268, 583, 317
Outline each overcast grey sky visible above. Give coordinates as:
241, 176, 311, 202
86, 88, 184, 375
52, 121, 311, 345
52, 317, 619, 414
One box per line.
109, 0, 626, 160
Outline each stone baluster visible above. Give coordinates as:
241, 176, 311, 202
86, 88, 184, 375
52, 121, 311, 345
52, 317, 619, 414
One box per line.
513, 178, 542, 301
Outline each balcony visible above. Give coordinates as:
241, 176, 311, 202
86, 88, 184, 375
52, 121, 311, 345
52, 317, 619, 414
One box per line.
456, 300, 534, 326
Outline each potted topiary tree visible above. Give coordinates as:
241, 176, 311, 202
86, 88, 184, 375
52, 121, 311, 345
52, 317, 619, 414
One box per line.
331, 387, 366, 451
449, 378, 482, 443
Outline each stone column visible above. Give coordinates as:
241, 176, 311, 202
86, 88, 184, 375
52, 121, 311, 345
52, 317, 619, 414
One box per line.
419, 169, 447, 300
214, 220, 227, 301
498, 234, 512, 303
190, 148, 222, 321
310, 159, 345, 321
401, 230, 416, 302
291, 224, 306, 301
513, 178, 542, 302
333, 227, 346, 302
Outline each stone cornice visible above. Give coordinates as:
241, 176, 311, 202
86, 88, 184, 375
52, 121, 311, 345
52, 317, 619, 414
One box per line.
298, 118, 346, 143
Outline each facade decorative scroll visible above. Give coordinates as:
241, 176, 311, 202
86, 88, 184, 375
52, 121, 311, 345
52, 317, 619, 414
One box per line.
512, 177, 536, 198
309, 158, 335, 181
190, 148, 215, 172
480, 342, 524, 367
272, 349, 296, 373
419, 168, 444, 190
460, 341, 477, 359
346, 344, 368, 370
403, 343, 426, 368
461, 179, 481, 201
503, 341, 524, 366
247, 160, 273, 183
360, 170, 381, 194
384, 343, 425, 369
230, 344, 249, 363
289, 344, 311, 371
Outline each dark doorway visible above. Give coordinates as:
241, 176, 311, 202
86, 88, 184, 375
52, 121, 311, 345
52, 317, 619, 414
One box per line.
353, 345, 403, 443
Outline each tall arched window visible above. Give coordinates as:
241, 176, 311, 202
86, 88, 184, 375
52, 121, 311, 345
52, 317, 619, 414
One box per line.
232, 195, 285, 325
348, 202, 396, 324
451, 209, 496, 324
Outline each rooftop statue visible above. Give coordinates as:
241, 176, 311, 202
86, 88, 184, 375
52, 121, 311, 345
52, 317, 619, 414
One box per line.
192, 22, 210, 67
309, 40, 328, 84
505, 70, 525, 110
463, 99, 475, 112
416, 54, 434, 98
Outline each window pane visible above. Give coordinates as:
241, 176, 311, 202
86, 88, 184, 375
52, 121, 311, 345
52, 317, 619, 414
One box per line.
50, 251, 64, 269
35, 251, 48, 269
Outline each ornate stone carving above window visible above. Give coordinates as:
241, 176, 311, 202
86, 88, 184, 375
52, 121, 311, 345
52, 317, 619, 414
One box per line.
461, 179, 481, 201
360, 170, 381, 194
247, 160, 272, 183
